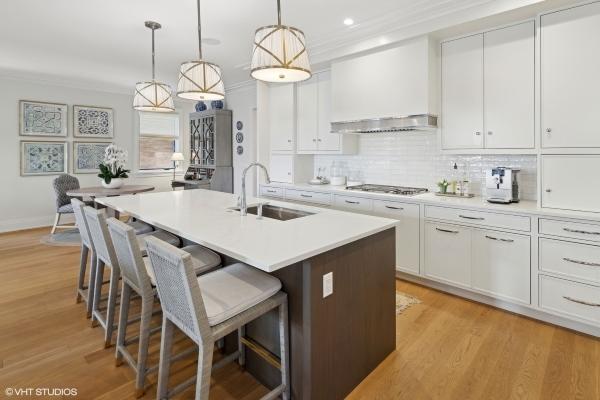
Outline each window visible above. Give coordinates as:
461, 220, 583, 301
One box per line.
138, 112, 181, 171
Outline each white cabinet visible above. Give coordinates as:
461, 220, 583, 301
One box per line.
424, 222, 472, 287
269, 84, 295, 152
472, 230, 531, 303
539, 275, 600, 325
541, 155, 600, 213
333, 194, 373, 213
269, 154, 293, 183
541, 2, 600, 148
297, 72, 356, 154
373, 200, 420, 274
441, 34, 484, 149
484, 22, 535, 149
442, 22, 535, 150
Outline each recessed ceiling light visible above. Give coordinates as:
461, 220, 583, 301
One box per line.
343, 18, 354, 26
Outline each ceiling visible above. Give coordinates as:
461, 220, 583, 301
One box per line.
0, 0, 542, 93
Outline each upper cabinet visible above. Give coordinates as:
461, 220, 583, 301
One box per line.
541, 2, 600, 148
331, 36, 437, 123
269, 84, 295, 153
297, 71, 357, 154
441, 21, 535, 150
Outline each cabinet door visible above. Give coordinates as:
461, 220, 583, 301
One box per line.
541, 155, 600, 213
541, 2, 600, 148
373, 200, 420, 274
484, 22, 535, 149
424, 222, 471, 287
472, 230, 531, 304
316, 74, 340, 151
296, 78, 318, 152
269, 84, 295, 152
441, 34, 484, 149
269, 154, 293, 183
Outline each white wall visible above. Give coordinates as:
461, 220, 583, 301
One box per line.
225, 83, 258, 195
0, 75, 193, 233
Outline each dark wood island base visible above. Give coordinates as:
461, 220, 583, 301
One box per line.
242, 228, 396, 399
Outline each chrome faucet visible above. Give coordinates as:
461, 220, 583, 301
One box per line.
240, 162, 271, 216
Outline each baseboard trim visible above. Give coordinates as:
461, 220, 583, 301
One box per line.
0, 214, 73, 234
396, 271, 600, 338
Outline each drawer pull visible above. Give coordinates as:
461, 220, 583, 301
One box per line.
562, 257, 600, 268
562, 296, 600, 307
459, 214, 485, 221
345, 200, 359, 204
563, 227, 600, 236
266, 190, 277, 193
385, 205, 404, 210
436, 227, 459, 234
300, 194, 313, 198
485, 235, 514, 243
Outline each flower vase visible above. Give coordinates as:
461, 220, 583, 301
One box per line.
101, 178, 124, 189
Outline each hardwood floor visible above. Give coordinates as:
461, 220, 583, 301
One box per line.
0, 227, 598, 399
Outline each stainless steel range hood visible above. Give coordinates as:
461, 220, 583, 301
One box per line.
330, 114, 438, 134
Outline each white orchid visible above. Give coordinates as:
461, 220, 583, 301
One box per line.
98, 144, 130, 184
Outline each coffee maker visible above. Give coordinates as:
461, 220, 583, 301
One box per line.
485, 167, 520, 204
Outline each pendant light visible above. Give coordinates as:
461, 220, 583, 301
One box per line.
251, 0, 311, 83
133, 21, 175, 112
177, 0, 225, 101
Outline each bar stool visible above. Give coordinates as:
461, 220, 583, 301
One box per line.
145, 236, 290, 400
106, 218, 221, 398
84, 206, 181, 347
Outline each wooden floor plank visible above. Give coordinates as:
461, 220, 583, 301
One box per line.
0, 227, 598, 399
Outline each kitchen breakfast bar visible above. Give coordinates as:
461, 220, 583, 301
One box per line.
97, 189, 397, 399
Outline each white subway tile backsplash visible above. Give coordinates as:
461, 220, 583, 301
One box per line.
314, 131, 538, 200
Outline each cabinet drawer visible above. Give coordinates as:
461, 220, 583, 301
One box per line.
539, 275, 600, 325
285, 189, 332, 205
539, 218, 600, 243
333, 195, 373, 212
424, 222, 471, 288
260, 186, 284, 199
539, 238, 600, 285
372, 199, 420, 218
425, 205, 530, 232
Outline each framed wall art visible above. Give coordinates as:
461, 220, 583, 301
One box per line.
73, 105, 114, 138
20, 141, 68, 176
19, 100, 68, 137
73, 141, 110, 174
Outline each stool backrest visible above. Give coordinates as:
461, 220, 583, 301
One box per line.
52, 174, 80, 210
145, 236, 211, 344
83, 206, 118, 268
71, 198, 93, 249
107, 218, 152, 295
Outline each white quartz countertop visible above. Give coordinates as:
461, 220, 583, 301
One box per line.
96, 189, 397, 272
263, 182, 600, 222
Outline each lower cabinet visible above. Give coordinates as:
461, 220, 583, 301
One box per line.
472, 230, 530, 303
424, 222, 472, 287
425, 221, 531, 303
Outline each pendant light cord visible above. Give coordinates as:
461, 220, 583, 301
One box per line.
151, 26, 156, 80
277, 0, 282, 25
197, 0, 203, 59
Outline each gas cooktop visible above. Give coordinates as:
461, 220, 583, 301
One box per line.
345, 184, 429, 196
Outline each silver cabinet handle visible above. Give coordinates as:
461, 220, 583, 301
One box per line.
266, 190, 277, 193
458, 214, 484, 220
300, 194, 313, 198
563, 257, 600, 268
563, 296, 600, 307
546, 128, 552, 133
436, 227, 459, 234
318, 138, 322, 142
385, 205, 404, 210
345, 200, 359, 204
545, 189, 552, 193
487, 131, 493, 135
475, 131, 482, 136
485, 235, 514, 243
287, 139, 292, 143
312, 138, 316, 142
563, 227, 600, 236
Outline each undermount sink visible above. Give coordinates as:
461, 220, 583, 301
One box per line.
230, 205, 315, 221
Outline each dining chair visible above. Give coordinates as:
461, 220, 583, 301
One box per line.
71, 198, 97, 318
106, 218, 221, 398
83, 206, 181, 347
145, 236, 290, 400
51, 174, 87, 234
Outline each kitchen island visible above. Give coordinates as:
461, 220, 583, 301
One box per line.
97, 189, 397, 399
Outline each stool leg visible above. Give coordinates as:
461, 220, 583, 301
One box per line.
86, 252, 97, 318
91, 259, 105, 327
238, 326, 246, 368
157, 317, 174, 400
104, 264, 120, 347
195, 343, 214, 400
76, 245, 89, 303
115, 283, 132, 367
279, 299, 290, 400
51, 213, 60, 235
135, 294, 154, 398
